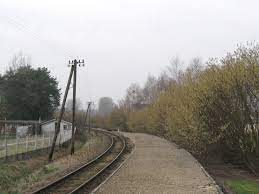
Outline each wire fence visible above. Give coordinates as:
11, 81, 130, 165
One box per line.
0, 130, 72, 158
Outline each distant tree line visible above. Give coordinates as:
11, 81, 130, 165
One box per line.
93, 44, 259, 172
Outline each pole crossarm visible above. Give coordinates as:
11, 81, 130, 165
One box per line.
68, 59, 85, 67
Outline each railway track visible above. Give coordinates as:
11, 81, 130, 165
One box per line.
31, 129, 126, 194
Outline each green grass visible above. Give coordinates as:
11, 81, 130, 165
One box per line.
0, 138, 51, 157
0, 135, 16, 140
0, 134, 89, 193
226, 179, 259, 194
0, 161, 32, 191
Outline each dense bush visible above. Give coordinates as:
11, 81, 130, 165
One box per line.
94, 44, 259, 169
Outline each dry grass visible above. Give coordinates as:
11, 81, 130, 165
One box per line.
17, 133, 110, 194
0, 132, 110, 193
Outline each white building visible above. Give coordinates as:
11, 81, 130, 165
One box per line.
16, 125, 30, 138
41, 119, 72, 137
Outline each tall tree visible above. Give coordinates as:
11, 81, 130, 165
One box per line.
1, 65, 60, 120
0, 75, 7, 119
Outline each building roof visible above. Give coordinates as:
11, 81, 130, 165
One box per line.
40, 119, 72, 126
0, 119, 72, 126
0, 120, 40, 125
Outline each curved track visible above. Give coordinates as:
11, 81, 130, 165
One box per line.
31, 129, 125, 194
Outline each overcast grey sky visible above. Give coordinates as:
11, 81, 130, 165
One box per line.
1, 0, 259, 106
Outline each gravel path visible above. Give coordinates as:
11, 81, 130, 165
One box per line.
95, 133, 220, 194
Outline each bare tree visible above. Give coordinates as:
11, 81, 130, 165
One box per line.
166, 56, 184, 82
125, 83, 144, 109
142, 75, 158, 104
9, 52, 31, 71
66, 98, 82, 112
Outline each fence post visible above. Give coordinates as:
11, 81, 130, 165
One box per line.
35, 133, 37, 150
48, 133, 51, 147
53, 133, 55, 146
61, 132, 63, 144
59, 132, 61, 146
5, 133, 7, 158
26, 135, 28, 153
16, 136, 18, 157
42, 134, 45, 148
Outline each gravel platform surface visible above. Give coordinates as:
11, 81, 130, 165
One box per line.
95, 133, 220, 194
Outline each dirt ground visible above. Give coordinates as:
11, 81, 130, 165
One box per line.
96, 132, 220, 194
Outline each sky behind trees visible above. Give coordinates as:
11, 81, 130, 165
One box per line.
0, 0, 259, 106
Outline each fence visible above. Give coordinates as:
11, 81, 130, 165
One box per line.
0, 130, 72, 158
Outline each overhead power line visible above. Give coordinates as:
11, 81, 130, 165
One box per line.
2, 14, 76, 58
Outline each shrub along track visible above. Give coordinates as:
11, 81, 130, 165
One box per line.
31, 129, 126, 194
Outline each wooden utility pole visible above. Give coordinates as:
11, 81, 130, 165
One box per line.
88, 102, 91, 133
48, 65, 74, 161
70, 59, 84, 155
84, 102, 91, 129
48, 59, 84, 161
71, 61, 77, 155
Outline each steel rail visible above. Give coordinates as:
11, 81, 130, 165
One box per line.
31, 129, 115, 194
69, 130, 126, 193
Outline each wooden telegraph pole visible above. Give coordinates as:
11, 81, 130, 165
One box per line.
70, 59, 84, 155
48, 65, 74, 161
71, 60, 77, 155
84, 102, 91, 129
48, 59, 84, 161
88, 102, 92, 133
